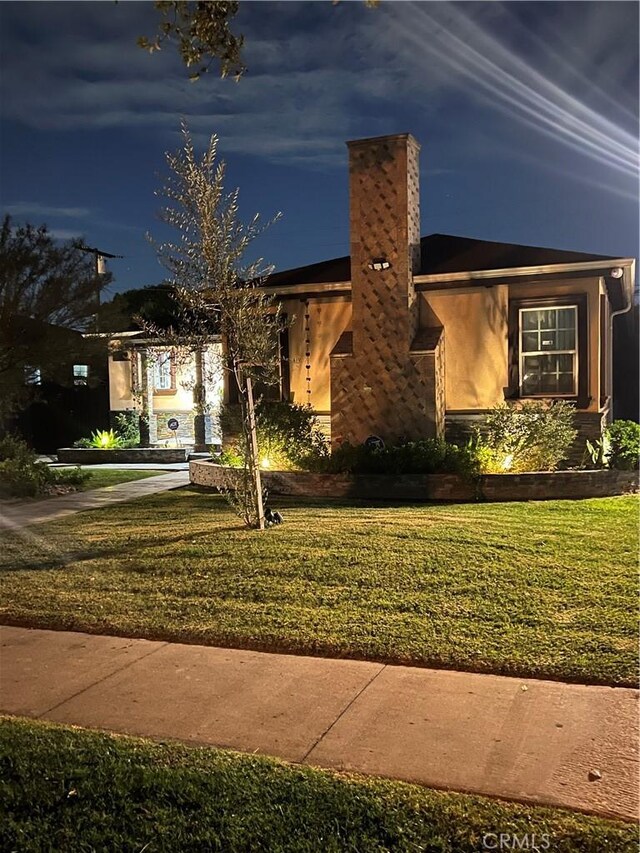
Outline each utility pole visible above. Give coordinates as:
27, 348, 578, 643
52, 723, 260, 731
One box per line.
78, 245, 124, 331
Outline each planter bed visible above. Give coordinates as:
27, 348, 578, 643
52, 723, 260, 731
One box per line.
190, 460, 638, 502
58, 447, 189, 465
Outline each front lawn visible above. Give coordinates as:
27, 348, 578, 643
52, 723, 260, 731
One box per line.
0, 490, 636, 685
1, 718, 635, 852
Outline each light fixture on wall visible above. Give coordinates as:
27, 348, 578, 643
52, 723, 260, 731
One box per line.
609, 267, 624, 279
368, 258, 391, 271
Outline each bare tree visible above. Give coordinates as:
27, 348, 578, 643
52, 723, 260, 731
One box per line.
150, 124, 282, 529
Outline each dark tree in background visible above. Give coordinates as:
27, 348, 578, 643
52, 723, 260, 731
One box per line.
0, 215, 111, 428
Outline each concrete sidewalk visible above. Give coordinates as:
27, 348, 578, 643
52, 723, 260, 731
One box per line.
0, 471, 189, 529
1, 626, 637, 821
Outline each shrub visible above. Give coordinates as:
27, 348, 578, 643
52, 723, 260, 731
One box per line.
50, 466, 91, 488
472, 401, 577, 473
0, 434, 89, 497
74, 416, 140, 449
113, 411, 140, 448
218, 402, 329, 471
605, 420, 640, 471
77, 429, 124, 449
0, 435, 49, 497
322, 439, 477, 476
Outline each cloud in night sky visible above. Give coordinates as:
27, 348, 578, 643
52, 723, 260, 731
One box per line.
5, 202, 91, 219
0, 1, 637, 290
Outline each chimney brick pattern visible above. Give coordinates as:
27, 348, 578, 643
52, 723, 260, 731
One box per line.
330, 134, 444, 447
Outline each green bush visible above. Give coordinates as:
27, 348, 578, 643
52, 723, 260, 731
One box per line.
0, 435, 48, 497
218, 402, 329, 471
472, 401, 577, 473
605, 420, 640, 471
322, 439, 477, 476
50, 466, 91, 488
74, 415, 140, 449
113, 411, 140, 448
74, 429, 123, 449
0, 434, 89, 497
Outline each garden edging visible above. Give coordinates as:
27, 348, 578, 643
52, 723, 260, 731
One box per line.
189, 461, 639, 502
58, 448, 189, 465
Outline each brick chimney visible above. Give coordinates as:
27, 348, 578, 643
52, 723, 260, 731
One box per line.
330, 133, 445, 446
348, 133, 421, 353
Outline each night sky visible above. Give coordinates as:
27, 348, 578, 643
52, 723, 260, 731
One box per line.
1, 1, 638, 298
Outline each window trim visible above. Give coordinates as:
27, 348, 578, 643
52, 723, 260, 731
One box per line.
153, 349, 177, 396
518, 305, 578, 398
73, 363, 90, 386
508, 294, 589, 408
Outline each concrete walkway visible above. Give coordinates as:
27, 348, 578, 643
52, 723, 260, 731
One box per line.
1, 626, 637, 822
0, 471, 189, 529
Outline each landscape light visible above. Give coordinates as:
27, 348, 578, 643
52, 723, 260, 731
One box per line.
261, 458, 271, 469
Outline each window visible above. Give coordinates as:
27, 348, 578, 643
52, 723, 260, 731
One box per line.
153, 350, 175, 393
508, 294, 589, 408
24, 366, 41, 385
73, 364, 89, 386
519, 306, 577, 396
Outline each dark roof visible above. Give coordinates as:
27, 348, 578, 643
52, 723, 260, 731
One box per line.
266, 233, 617, 288
419, 234, 615, 275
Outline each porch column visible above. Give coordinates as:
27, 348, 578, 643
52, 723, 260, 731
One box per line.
193, 347, 208, 451
137, 348, 157, 447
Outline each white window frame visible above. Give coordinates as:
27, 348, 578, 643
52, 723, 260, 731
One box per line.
153, 350, 175, 393
518, 305, 578, 397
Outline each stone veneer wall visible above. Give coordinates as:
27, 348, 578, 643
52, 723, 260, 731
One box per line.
58, 448, 188, 464
190, 461, 638, 502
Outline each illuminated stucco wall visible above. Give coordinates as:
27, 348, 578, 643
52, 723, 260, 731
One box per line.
419, 286, 509, 411
418, 277, 603, 413
108, 343, 224, 415
108, 357, 134, 411
282, 297, 352, 414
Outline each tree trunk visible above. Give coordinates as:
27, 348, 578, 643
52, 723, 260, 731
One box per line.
245, 374, 265, 530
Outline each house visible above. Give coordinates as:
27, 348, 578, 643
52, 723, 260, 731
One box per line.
107, 333, 223, 449
106, 133, 636, 452
7, 317, 110, 452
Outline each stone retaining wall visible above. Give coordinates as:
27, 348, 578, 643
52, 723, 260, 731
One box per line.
58, 448, 188, 465
190, 461, 638, 502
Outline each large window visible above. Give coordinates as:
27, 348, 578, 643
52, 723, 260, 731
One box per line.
519, 306, 577, 396
509, 294, 588, 407
153, 351, 175, 393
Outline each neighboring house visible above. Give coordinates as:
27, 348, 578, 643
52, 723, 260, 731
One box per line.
106, 133, 636, 451
8, 318, 109, 452
107, 332, 223, 448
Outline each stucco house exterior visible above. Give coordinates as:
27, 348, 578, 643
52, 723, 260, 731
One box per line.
107, 132, 635, 452
107, 334, 223, 448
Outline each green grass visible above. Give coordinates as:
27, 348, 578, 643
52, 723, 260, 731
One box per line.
1, 718, 635, 852
78, 468, 165, 490
0, 490, 637, 685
